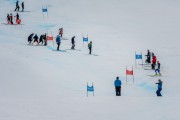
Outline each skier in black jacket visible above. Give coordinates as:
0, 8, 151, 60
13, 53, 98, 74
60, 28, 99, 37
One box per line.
21, 2, 24, 12
38, 35, 44, 45
28, 33, 34, 44
32, 34, 39, 45
145, 49, 151, 63
14, 1, 20, 11
71, 36, 75, 49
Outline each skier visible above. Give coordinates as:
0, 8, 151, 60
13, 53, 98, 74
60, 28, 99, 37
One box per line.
14, 1, 20, 11
28, 33, 34, 44
152, 55, 157, 70
21, 2, 24, 12
145, 49, 151, 63
7, 14, 11, 24
44, 33, 47, 46
88, 41, 92, 54
15, 13, 19, 20
56, 34, 61, 50
114, 77, 122, 96
156, 79, 163, 97
155, 61, 161, 75
32, 34, 39, 45
15, 13, 21, 24
38, 34, 44, 45
71, 36, 75, 49
59, 28, 63, 37
9, 13, 13, 24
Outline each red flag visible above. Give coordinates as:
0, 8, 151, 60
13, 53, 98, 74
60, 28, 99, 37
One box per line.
126, 70, 133, 75
47, 36, 53, 40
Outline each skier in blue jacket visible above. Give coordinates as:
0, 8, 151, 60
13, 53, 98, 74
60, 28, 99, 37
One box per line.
156, 79, 163, 96
114, 77, 122, 96
56, 35, 61, 50
155, 61, 161, 76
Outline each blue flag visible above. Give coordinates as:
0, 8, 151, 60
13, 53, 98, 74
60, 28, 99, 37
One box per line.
83, 37, 88, 42
42, 8, 48, 12
136, 54, 142, 59
87, 85, 94, 92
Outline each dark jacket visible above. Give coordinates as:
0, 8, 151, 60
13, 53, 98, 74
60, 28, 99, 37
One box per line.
71, 36, 75, 44
16, 13, 19, 20
146, 51, 151, 57
88, 42, 92, 49
22, 2, 24, 8
156, 81, 162, 89
28, 34, 34, 41
39, 35, 43, 41
16, 1, 19, 7
33, 35, 38, 40
158, 63, 160, 69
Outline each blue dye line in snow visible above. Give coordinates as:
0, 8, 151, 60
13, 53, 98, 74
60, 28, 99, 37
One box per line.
47, 46, 66, 52
138, 82, 155, 92
47, 46, 55, 50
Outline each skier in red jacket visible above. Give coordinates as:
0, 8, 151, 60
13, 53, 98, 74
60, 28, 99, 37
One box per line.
152, 55, 157, 70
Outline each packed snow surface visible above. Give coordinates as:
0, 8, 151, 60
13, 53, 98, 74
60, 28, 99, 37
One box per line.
0, 0, 180, 120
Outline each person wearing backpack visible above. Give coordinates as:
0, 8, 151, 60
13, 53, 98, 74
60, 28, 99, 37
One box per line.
56, 34, 61, 50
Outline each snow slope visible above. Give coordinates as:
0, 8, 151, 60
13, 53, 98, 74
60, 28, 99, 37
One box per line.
0, 0, 180, 119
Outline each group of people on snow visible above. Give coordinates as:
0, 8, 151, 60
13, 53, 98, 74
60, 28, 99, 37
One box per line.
55, 28, 93, 54
145, 50, 161, 76
144, 49, 163, 96
14, 1, 24, 12
7, 13, 21, 24
114, 49, 163, 97
114, 77, 163, 97
5, 1, 24, 25
28, 33, 47, 46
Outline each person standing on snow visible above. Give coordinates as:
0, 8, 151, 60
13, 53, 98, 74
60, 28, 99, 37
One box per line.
44, 33, 47, 46
14, 1, 20, 11
114, 77, 122, 96
32, 34, 39, 45
145, 49, 151, 63
15, 13, 19, 20
9, 13, 13, 24
28, 33, 34, 44
56, 34, 61, 50
71, 36, 75, 49
152, 55, 157, 70
21, 2, 24, 12
155, 61, 161, 75
156, 79, 163, 96
88, 41, 92, 54
14, 13, 21, 24
7, 14, 11, 24
38, 34, 44, 45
